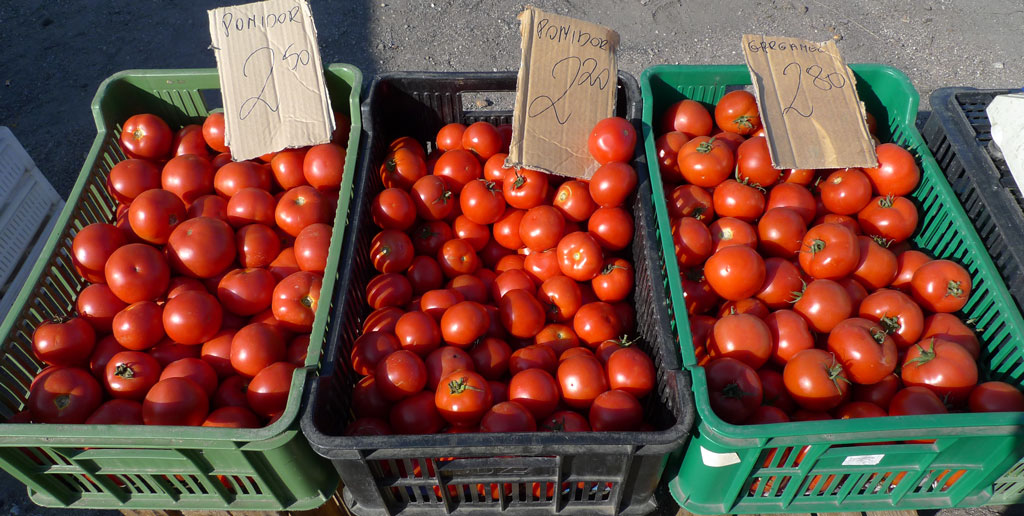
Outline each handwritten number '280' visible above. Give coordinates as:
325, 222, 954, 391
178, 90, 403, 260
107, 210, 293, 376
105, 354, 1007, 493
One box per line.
781, 62, 848, 119
528, 56, 610, 125
239, 44, 312, 120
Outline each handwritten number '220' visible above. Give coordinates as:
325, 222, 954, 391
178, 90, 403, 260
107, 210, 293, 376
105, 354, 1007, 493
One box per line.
781, 62, 847, 119
239, 44, 312, 120
528, 56, 611, 125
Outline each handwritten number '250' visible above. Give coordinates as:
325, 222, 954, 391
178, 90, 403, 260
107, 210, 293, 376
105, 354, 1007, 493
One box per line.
239, 45, 312, 120
781, 62, 848, 119
528, 56, 610, 125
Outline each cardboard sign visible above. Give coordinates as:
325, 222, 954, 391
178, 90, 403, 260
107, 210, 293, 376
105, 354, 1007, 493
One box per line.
742, 34, 876, 170
508, 6, 619, 179
208, 0, 333, 161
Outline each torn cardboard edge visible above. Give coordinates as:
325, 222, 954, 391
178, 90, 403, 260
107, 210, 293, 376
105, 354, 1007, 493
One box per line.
506, 5, 619, 179
208, 0, 334, 161
742, 34, 876, 170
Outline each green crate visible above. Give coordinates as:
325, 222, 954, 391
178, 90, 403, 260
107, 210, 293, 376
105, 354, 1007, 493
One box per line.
0, 65, 362, 510
641, 64, 1024, 513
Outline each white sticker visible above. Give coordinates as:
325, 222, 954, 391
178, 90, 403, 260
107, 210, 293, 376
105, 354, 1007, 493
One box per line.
700, 446, 742, 468
842, 454, 885, 466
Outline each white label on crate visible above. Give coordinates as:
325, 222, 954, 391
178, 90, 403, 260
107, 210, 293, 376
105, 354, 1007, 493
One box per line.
700, 446, 741, 468
208, 0, 334, 161
842, 454, 885, 466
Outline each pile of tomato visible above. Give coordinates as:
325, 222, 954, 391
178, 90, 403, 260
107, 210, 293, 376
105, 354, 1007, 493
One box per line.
22, 109, 351, 427
656, 91, 1024, 424
345, 117, 661, 436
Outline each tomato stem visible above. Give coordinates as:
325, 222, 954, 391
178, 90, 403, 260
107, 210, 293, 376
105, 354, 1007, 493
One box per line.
788, 279, 808, 304
869, 326, 889, 345
946, 280, 965, 299
733, 115, 754, 130
722, 382, 753, 399
879, 315, 901, 335
54, 394, 71, 411
513, 171, 526, 189
905, 338, 937, 368
878, 194, 896, 209
601, 263, 627, 275
806, 238, 826, 255
696, 140, 715, 154
871, 235, 894, 248
114, 363, 136, 379
432, 189, 453, 205
825, 352, 851, 393
447, 376, 483, 395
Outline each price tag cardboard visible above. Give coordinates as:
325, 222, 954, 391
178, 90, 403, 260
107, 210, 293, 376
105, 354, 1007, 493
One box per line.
742, 34, 876, 170
208, 0, 333, 161
508, 6, 619, 179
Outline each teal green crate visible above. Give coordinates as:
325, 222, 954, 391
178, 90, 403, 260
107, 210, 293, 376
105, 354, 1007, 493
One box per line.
0, 65, 362, 511
641, 64, 1024, 513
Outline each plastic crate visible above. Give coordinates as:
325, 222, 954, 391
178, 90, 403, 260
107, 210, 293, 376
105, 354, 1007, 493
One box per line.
300, 71, 694, 516
0, 127, 65, 320
641, 64, 1024, 513
0, 65, 362, 511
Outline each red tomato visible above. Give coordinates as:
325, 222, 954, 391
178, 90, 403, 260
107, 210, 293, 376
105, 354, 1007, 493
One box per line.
366, 273, 412, 309
969, 382, 1024, 413
589, 390, 642, 431
484, 153, 512, 183
826, 318, 898, 385
798, 223, 861, 279
588, 207, 634, 251
303, 143, 346, 190
107, 159, 161, 204
709, 217, 758, 252
502, 168, 548, 210
759, 368, 796, 413
492, 269, 534, 303
591, 258, 633, 303
215, 268, 274, 316
820, 168, 872, 215
435, 370, 493, 425
557, 355, 608, 410
33, 317, 96, 367
352, 375, 390, 419
792, 279, 852, 333
857, 195, 918, 244
673, 217, 713, 267
226, 187, 277, 227
520, 206, 566, 252
755, 258, 804, 309
902, 338, 977, 405
524, 249, 561, 284
163, 290, 222, 345
247, 361, 297, 416
380, 147, 428, 190
393, 311, 440, 357
425, 346, 476, 390
677, 136, 734, 188
202, 113, 229, 153
538, 275, 583, 322
166, 217, 236, 279
276, 186, 328, 237
765, 309, 813, 366
104, 350, 162, 401
269, 247, 302, 282
589, 162, 637, 208
851, 236, 898, 290
86, 399, 144, 425
863, 143, 920, 197
203, 406, 261, 428
162, 154, 215, 206
212, 375, 250, 409
440, 301, 489, 347
736, 137, 780, 187
390, 391, 445, 434
510, 345, 558, 376
456, 181, 502, 228
835, 401, 887, 419
757, 208, 806, 258
556, 232, 604, 282
707, 313, 771, 369
705, 357, 762, 424
859, 289, 924, 349
541, 410, 591, 432
230, 323, 286, 377
493, 208, 526, 250
892, 250, 932, 292
661, 99, 713, 136
715, 91, 761, 135
588, 117, 636, 164
748, 405, 790, 424
921, 313, 980, 359
200, 330, 236, 378
668, 184, 715, 222
214, 161, 270, 197
656, 132, 690, 184
406, 256, 444, 294
160, 357, 218, 397
188, 194, 228, 222
293, 223, 331, 274
852, 373, 901, 410
128, 189, 186, 245
272, 271, 322, 332
434, 149, 482, 194
889, 386, 947, 416
121, 114, 172, 160
704, 246, 766, 301
234, 224, 280, 269
781, 168, 816, 186
270, 148, 309, 190
462, 122, 502, 160
784, 349, 851, 411
480, 401, 537, 432
143, 377, 209, 426
910, 260, 972, 313
412, 221, 454, 257
436, 123, 467, 152
89, 335, 127, 379
766, 183, 816, 224
29, 367, 103, 424
375, 350, 428, 401
573, 302, 623, 347
535, 323, 580, 357
437, 239, 480, 278
606, 347, 655, 399
468, 337, 511, 380
112, 301, 165, 351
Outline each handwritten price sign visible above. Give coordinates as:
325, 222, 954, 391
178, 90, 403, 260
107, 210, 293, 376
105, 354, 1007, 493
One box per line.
508, 7, 619, 179
742, 34, 876, 170
208, 0, 333, 161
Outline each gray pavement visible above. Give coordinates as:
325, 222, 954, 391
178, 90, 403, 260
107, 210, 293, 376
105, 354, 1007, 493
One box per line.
1, 0, 1024, 514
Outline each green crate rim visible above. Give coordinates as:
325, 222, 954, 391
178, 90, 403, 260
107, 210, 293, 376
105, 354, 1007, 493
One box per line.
641, 63, 1024, 442
0, 65, 361, 446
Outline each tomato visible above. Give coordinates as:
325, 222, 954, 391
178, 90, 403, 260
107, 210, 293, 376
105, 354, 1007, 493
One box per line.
556, 232, 604, 282
792, 279, 852, 333
534, 323, 579, 357
214, 268, 273, 317
759, 368, 796, 413
486, 210, 523, 252
434, 370, 493, 425
969, 382, 1024, 413
436, 123, 467, 152
200, 406, 261, 428
889, 386, 947, 416
826, 318, 898, 385
245, 361, 297, 416
267, 148, 308, 190
892, 250, 932, 292
150, 339, 202, 370
232, 224, 278, 269
753, 259, 802, 310
748, 405, 790, 424
75, 283, 126, 332
661, 99, 713, 136
510, 345, 558, 377
166, 217, 236, 279
784, 349, 851, 411
86, 399, 144, 425
121, 114, 172, 160
293, 223, 331, 274
200, 112, 228, 152
391, 312, 439, 358
852, 373, 901, 410
434, 149, 482, 194
921, 313, 980, 359
705, 357, 762, 424
199, 330, 235, 378
766, 183, 816, 225
902, 338, 977, 405
848, 236, 898, 291
348, 376, 390, 420
588, 207, 634, 251
33, 316, 96, 367
715, 90, 761, 135
524, 249, 561, 284
491, 269, 534, 303
859, 289, 924, 349
764, 309, 813, 366
519, 206, 565, 252
276, 186, 328, 236
209, 375, 248, 410
606, 347, 655, 398
214, 161, 270, 198
230, 323, 286, 377
591, 258, 633, 303
709, 217, 757, 252
225, 188, 277, 228
538, 275, 583, 323
736, 137, 780, 187
589, 162, 637, 208
159, 357, 218, 397
465, 337, 510, 380
557, 354, 608, 410
421, 289, 467, 324
405, 256, 443, 295
107, 159, 161, 205
301, 143, 346, 191
88, 335, 126, 380
112, 301, 165, 351
757, 208, 806, 258
435, 238, 479, 279
462, 121, 502, 160
573, 302, 623, 347
910, 259, 972, 313
390, 390, 446, 434
480, 401, 537, 432
704, 246, 766, 301
503, 168, 548, 210
161, 290, 222, 345
143, 377, 209, 426
798, 223, 860, 279
819, 168, 872, 215
707, 313, 771, 369
484, 153, 512, 183
366, 273, 412, 309
656, 132, 690, 183
672, 217, 712, 267
835, 401, 887, 419
587, 117, 636, 164
102, 350, 161, 401
375, 350, 428, 401
589, 390, 642, 431
425, 345, 476, 390
542, 410, 591, 432
28, 367, 103, 424
439, 301, 489, 347
858, 195, 918, 244
677, 136, 734, 188
128, 189, 186, 245
272, 271, 322, 332
668, 184, 715, 222
718, 298, 769, 319
863, 143, 920, 197
261, 248, 298, 283
161, 154, 215, 206
366, 229, 412, 274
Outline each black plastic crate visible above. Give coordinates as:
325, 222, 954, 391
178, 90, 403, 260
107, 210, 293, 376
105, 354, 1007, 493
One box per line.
922, 87, 1024, 312
299, 71, 693, 516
